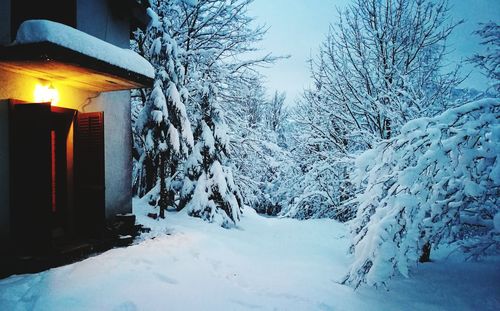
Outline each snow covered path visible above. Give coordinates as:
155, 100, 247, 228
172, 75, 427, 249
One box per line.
0, 202, 498, 311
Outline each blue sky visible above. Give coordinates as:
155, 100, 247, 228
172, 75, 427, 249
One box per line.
248, 0, 500, 104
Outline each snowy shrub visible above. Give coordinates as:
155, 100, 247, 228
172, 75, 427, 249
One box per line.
343, 98, 500, 288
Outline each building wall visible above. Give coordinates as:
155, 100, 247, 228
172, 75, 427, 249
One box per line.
76, 0, 133, 217
10, 0, 76, 39
0, 70, 133, 219
0, 100, 10, 246
0, 0, 10, 45
0, 0, 134, 227
77, 0, 130, 48
83, 91, 133, 218
1, 0, 130, 48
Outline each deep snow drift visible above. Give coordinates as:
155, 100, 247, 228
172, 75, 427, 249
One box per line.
0, 200, 498, 310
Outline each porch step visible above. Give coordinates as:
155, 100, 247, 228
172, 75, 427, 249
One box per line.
112, 214, 150, 237
113, 213, 137, 236
116, 235, 134, 247
57, 243, 92, 256
115, 213, 136, 227
0, 219, 151, 279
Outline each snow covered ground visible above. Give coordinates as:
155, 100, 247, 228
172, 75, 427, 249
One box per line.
0, 200, 498, 311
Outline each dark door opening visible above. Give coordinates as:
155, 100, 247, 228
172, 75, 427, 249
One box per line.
50, 106, 76, 244
9, 102, 52, 254
8, 101, 106, 254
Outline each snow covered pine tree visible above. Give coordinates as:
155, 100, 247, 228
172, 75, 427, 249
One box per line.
134, 0, 279, 225
180, 84, 243, 228
134, 5, 194, 217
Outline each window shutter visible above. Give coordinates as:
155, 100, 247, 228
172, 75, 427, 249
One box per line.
75, 112, 105, 237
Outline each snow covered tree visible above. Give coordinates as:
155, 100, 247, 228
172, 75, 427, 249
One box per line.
218, 73, 291, 214
310, 0, 462, 144
132, 0, 282, 223
224, 77, 267, 207
133, 3, 194, 217
285, 0, 463, 220
168, 0, 279, 224
179, 84, 242, 227
158, 0, 277, 97
342, 98, 500, 288
162, 0, 280, 219
277, 152, 355, 221
266, 91, 287, 133
469, 22, 500, 93
276, 80, 356, 221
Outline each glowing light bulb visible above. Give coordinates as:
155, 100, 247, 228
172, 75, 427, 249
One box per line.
34, 83, 60, 106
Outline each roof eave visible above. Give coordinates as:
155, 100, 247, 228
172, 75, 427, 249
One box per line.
0, 41, 154, 92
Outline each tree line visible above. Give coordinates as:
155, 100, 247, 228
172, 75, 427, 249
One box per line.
131, 0, 499, 287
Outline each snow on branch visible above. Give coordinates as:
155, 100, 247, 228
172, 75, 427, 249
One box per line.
343, 98, 500, 288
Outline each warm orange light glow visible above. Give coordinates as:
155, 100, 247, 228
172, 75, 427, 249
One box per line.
34, 83, 60, 105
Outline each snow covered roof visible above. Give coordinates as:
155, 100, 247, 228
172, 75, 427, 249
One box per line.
0, 20, 154, 92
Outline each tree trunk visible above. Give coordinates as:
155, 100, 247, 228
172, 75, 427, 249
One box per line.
158, 153, 167, 219
419, 242, 431, 263
144, 156, 156, 196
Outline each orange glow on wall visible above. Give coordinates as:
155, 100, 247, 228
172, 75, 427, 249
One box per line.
34, 83, 60, 106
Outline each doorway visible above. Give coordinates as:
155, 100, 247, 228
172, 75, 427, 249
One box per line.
50, 106, 76, 244
9, 101, 105, 254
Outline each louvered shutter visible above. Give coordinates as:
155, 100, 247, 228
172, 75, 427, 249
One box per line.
75, 112, 105, 237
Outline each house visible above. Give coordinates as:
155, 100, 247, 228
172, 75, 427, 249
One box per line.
0, 0, 154, 259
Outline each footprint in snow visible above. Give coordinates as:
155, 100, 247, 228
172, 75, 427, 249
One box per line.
190, 250, 200, 259
209, 258, 221, 270
154, 272, 179, 285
